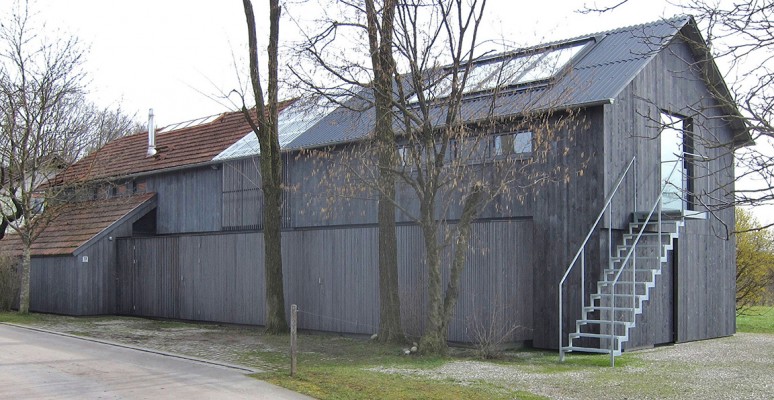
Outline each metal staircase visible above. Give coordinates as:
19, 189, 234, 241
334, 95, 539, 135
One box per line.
563, 215, 683, 358
558, 157, 689, 366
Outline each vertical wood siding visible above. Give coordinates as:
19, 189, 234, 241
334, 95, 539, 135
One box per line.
116, 219, 533, 343
30, 200, 145, 316
29, 256, 76, 314
222, 158, 262, 230
222, 156, 292, 230
145, 167, 222, 234
599, 36, 737, 347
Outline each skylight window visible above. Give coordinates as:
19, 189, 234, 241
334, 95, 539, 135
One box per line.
276, 100, 336, 147
407, 40, 591, 102
512, 43, 588, 85
159, 114, 220, 133
213, 98, 336, 161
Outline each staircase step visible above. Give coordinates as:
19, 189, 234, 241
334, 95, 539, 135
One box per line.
597, 280, 642, 286
604, 269, 658, 275
617, 245, 665, 252
570, 332, 622, 340
629, 227, 679, 235
591, 294, 644, 308
577, 319, 631, 326
623, 235, 673, 243
582, 308, 637, 323
562, 346, 620, 355
596, 282, 648, 295
611, 256, 664, 261
632, 211, 685, 221
584, 305, 638, 312
592, 293, 640, 298
603, 271, 659, 279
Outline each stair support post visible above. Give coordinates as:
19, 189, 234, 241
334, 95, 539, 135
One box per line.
632, 244, 636, 314
559, 266, 565, 362
608, 206, 612, 271
581, 249, 585, 321
610, 284, 616, 367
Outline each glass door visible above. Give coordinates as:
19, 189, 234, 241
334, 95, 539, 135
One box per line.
660, 113, 685, 212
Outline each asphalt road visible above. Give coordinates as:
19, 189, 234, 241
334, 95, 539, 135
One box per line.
0, 324, 312, 399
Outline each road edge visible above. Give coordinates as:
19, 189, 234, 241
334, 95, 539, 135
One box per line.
0, 322, 258, 373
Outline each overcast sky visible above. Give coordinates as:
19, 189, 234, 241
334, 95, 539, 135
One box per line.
0, 0, 686, 126
3, 0, 770, 223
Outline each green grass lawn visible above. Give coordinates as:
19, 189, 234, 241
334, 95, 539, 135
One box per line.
242, 334, 541, 400
0, 311, 45, 324
736, 306, 774, 333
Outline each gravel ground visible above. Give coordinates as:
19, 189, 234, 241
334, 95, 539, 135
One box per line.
12, 315, 774, 400
375, 334, 774, 400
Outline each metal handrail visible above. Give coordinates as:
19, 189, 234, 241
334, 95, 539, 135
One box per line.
606, 158, 681, 366
558, 156, 636, 361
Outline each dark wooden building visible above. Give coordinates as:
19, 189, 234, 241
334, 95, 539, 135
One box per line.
1, 16, 748, 356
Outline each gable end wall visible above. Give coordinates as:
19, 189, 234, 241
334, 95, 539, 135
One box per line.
603, 35, 737, 347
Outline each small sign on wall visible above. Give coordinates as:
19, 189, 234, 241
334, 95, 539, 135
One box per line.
82, 256, 89, 263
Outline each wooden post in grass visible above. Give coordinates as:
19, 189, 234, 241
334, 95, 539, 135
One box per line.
290, 304, 297, 376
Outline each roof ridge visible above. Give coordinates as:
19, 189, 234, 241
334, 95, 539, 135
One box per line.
469, 15, 691, 66
558, 14, 691, 45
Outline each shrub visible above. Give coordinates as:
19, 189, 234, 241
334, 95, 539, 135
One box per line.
467, 296, 521, 359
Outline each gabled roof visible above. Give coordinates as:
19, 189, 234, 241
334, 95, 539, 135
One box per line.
52, 16, 748, 172
0, 193, 156, 256
280, 15, 748, 150
56, 102, 293, 182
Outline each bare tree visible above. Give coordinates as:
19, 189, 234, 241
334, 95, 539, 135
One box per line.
0, 1, 139, 313
296, 0, 587, 354
81, 103, 143, 155
0, 1, 85, 312
685, 0, 774, 225
239, 0, 288, 334
287, 0, 406, 343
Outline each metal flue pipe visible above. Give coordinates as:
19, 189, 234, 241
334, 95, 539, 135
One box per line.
147, 108, 157, 157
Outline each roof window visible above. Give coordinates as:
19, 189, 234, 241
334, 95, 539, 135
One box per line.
408, 40, 591, 102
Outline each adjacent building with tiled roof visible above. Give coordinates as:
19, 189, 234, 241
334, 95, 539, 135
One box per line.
55, 101, 294, 183
0, 193, 156, 256
4, 17, 746, 356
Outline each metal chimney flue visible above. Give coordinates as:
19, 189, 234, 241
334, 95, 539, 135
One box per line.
147, 108, 157, 157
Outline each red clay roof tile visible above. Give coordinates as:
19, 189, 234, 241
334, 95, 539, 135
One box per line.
0, 193, 156, 256
56, 103, 292, 183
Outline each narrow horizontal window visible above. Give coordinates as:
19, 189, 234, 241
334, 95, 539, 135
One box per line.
494, 131, 532, 157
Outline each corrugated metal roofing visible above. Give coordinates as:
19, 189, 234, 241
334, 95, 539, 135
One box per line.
284, 96, 376, 150
283, 16, 691, 150
51, 16, 701, 173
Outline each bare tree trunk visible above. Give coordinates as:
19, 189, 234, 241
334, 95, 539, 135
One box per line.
263, 164, 288, 333
419, 213, 446, 354
366, 0, 404, 343
441, 186, 482, 324
242, 0, 288, 334
419, 186, 482, 354
18, 244, 31, 314
377, 182, 403, 341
